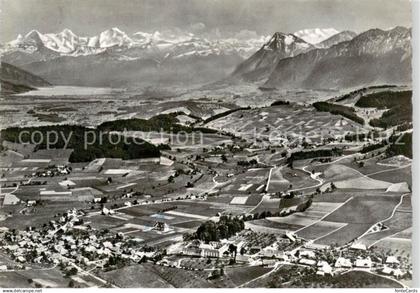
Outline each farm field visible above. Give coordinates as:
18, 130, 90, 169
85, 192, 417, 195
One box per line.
245, 265, 403, 288
296, 220, 347, 241
0, 267, 69, 288
372, 237, 412, 259
101, 264, 173, 288
322, 194, 401, 224
301, 270, 404, 288
368, 165, 412, 185
221, 168, 269, 194
251, 196, 281, 214
248, 198, 348, 238
282, 167, 319, 190
245, 264, 308, 288
333, 176, 391, 190
267, 166, 290, 192
225, 265, 272, 287
279, 196, 308, 209
142, 263, 214, 288
356, 194, 412, 247
245, 221, 289, 234
248, 218, 303, 232
310, 160, 411, 191
315, 223, 373, 246
0, 81, 413, 289
309, 193, 403, 246
206, 104, 361, 145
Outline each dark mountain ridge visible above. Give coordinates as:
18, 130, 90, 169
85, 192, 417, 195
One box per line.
0, 62, 51, 94
264, 27, 411, 89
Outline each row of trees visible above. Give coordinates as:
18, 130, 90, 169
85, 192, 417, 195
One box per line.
312, 102, 364, 125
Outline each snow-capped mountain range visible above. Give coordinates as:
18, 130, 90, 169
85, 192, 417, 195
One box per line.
6, 26, 405, 89
1, 27, 350, 61
1, 27, 270, 60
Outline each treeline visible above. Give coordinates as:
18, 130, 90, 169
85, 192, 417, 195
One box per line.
270, 100, 290, 106
335, 85, 397, 102
98, 114, 219, 134
336, 88, 367, 102
237, 159, 258, 166
202, 107, 250, 125
355, 91, 412, 129
355, 90, 411, 108
98, 113, 188, 132
288, 148, 343, 163
184, 216, 244, 243
360, 140, 387, 154
312, 102, 364, 125
0, 124, 161, 163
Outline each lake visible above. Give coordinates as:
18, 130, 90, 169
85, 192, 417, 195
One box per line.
16, 86, 124, 96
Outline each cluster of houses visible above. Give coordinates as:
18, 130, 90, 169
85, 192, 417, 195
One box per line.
0, 208, 159, 272
32, 165, 71, 177
167, 240, 232, 259
161, 230, 408, 280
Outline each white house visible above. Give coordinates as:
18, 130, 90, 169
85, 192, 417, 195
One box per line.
385, 256, 400, 265
335, 257, 352, 268
300, 250, 316, 259
381, 266, 404, 278
103, 241, 114, 249
299, 258, 317, 266
285, 232, 297, 242
354, 257, 372, 268
317, 261, 333, 276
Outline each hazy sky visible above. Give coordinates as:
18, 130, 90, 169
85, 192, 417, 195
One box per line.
0, 0, 412, 42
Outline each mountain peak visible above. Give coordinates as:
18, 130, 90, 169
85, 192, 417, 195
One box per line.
264, 32, 308, 50
265, 26, 412, 89
232, 31, 313, 79
315, 30, 357, 48
389, 26, 410, 34
59, 28, 77, 37
25, 30, 43, 39
102, 27, 126, 35
111, 27, 123, 32
294, 28, 339, 44
99, 28, 132, 48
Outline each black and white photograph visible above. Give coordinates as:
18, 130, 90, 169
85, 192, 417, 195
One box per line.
0, 0, 417, 289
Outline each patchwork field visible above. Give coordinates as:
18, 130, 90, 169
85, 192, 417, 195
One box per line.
206, 104, 361, 145
222, 168, 269, 194
0, 83, 413, 289
246, 199, 346, 235
356, 193, 412, 247
310, 193, 404, 246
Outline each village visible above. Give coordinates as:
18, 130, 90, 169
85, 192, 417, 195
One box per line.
0, 199, 411, 288
0, 84, 413, 288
